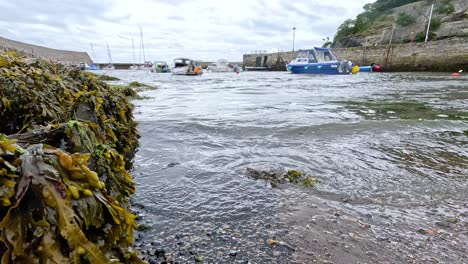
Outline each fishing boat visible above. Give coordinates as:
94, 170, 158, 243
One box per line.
207, 59, 231, 72
153, 61, 171, 73
171, 58, 203, 76
287, 47, 358, 75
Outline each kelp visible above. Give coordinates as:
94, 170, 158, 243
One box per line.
0, 53, 144, 263
245, 168, 319, 188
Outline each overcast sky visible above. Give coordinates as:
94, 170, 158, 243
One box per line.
0, 0, 372, 63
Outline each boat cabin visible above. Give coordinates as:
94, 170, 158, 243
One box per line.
174, 58, 194, 68
291, 48, 337, 65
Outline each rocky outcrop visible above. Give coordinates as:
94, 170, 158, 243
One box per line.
335, 0, 467, 47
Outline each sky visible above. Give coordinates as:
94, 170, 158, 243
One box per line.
0, 0, 372, 63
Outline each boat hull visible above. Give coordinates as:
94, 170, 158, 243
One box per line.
287, 62, 346, 75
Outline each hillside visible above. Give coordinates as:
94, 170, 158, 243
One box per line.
333, 0, 468, 47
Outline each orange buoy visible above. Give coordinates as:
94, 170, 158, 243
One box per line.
194, 66, 202, 74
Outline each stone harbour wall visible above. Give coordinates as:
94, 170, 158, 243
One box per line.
243, 38, 468, 72
0, 36, 92, 65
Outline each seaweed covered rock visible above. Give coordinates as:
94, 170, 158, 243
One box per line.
0, 53, 144, 263
246, 168, 319, 188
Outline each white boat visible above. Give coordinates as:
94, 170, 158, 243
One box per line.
172, 58, 203, 76
207, 59, 232, 72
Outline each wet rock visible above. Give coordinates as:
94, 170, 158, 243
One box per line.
229, 250, 238, 257
175, 233, 184, 239
435, 221, 451, 228
366, 251, 377, 258
151, 240, 162, 246
194, 255, 204, 262
155, 248, 166, 258
267, 239, 277, 246
166, 162, 180, 168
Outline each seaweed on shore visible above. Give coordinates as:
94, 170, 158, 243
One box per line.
246, 168, 319, 188
0, 52, 144, 263
95, 74, 120, 81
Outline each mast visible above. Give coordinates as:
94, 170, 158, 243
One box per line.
106, 42, 112, 64
425, 2, 434, 43
140, 27, 146, 62
90, 43, 97, 62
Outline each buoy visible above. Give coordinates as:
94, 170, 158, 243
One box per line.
194, 66, 201, 74
452, 73, 460, 77
351, 65, 360, 74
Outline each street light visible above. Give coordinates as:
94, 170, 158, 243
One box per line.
292, 27, 296, 52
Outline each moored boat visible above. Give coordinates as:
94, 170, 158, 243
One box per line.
172, 58, 203, 76
153, 61, 171, 73
207, 59, 231, 72
287, 47, 358, 75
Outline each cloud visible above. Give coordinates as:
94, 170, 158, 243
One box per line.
0, 0, 372, 63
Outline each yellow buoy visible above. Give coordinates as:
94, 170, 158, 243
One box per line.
351, 65, 360, 74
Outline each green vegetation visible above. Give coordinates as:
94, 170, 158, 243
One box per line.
321, 37, 333, 48
245, 168, 319, 188
396, 12, 416, 26
129, 81, 144, 87
333, 0, 421, 46
286, 170, 320, 188
344, 100, 468, 120
95, 74, 120, 81
430, 18, 442, 31
415, 31, 427, 42
437, 0, 455, 14
0, 52, 143, 263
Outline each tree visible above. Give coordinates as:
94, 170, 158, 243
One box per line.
322, 37, 333, 48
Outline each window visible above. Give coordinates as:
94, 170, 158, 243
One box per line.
308, 52, 317, 63
297, 50, 308, 58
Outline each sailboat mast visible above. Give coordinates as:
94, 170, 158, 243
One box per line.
140, 27, 146, 62
106, 42, 112, 64
90, 43, 97, 62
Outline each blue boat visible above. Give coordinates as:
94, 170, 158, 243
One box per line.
287, 47, 357, 75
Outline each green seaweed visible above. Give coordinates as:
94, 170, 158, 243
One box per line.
95, 74, 120, 81
0, 52, 143, 263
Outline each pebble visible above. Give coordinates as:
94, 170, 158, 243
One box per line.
273, 251, 281, 257
154, 248, 165, 258
194, 255, 204, 262
229, 250, 238, 257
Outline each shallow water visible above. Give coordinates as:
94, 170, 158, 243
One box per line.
100, 70, 468, 262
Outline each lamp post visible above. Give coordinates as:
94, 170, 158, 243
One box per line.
292, 27, 296, 52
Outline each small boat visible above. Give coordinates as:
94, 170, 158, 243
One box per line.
138, 61, 154, 71
102, 64, 115, 70
153, 61, 171, 73
287, 47, 357, 75
89, 64, 100, 70
172, 58, 203, 76
207, 59, 231, 72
